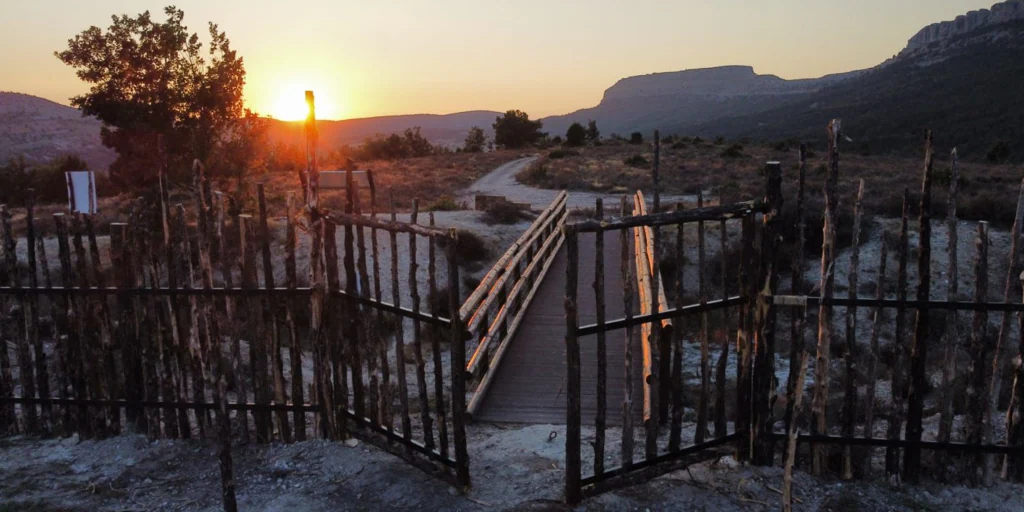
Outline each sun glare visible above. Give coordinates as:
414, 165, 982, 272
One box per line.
269, 86, 344, 121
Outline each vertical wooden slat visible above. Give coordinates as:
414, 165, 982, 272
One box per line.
989, 177, 1024, 484
343, 169, 365, 420
841, 180, 865, 478
389, 192, 412, 444
241, 214, 271, 442
812, 120, 841, 475
25, 191, 53, 432
0, 214, 13, 433
55, 213, 90, 435
352, 188, 380, 428
648, 136, 663, 457
939, 150, 961, 471
785, 144, 808, 435
620, 198, 636, 467
73, 213, 107, 436
669, 203, 685, 452
177, 204, 210, 439
217, 195, 248, 443
735, 213, 756, 462
447, 228, 470, 489
408, 201, 433, 448
594, 198, 607, 475
782, 352, 810, 512
258, 184, 292, 443
85, 215, 118, 435
966, 222, 990, 485
308, 215, 335, 439
862, 229, 888, 472
696, 190, 709, 444
2, 205, 38, 433
564, 226, 581, 504
653, 132, 671, 429
904, 130, 934, 481
428, 212, 449, 458
886, 189, 911, 484
752, 162, 783, 465
1006, 256, 1024, 481
323, 221, 348, 438
283, 193, 306, 440
714, 209, 731, 439
370, 178, 392, 428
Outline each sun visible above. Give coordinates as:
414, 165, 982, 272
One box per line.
268, 86, 344, 121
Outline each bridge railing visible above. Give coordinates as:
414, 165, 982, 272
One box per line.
461, 191, 568, 418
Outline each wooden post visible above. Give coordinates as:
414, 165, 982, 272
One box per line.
324, 221, 348, 438
594, 198, 607, 475
904, 130, 934, 481
564, 226, 581, 504
696, 190, 710, 444
735, 214, 756, 461
258, 184, 292, 443
352, 188, 380, 429
55, 213, 91, 435
785, 144, 808, 435
620, 197, 636, 467
782, 352, 809, 512
886, 190, 911, 485
812, 120, 841, 475
753, 162, 783, 465
939, 149, 961, 471
989, 177, 1024, 484
1005, 267, 1024, 480
447, 228, 470, 489
371, 178, 392, 429
428, 212, 449, 458
216, 195, 248, 443
25, 191, 54, 432
86, 215, 118, 435
841, 180, 865, 479
966, 222, 990, 485
389, 192, 412, 443
408, 201, 434, 448
862, 229, 888, 473
714, 204, 731, 439
2, 205, 40, 434
241, 214, 272, 442
308, 214, 335, 439
669, 203, 685, 452
653, 131, 671, 428
283, 193, 305, 440
343, 169, 365, 421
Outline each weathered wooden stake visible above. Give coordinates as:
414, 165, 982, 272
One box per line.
842, 180, 865, 479
966, 222, 990, 485
886, 190, 911, 485
620, 197, 636, 467
594, 198, 607, 474
565, 226, 581, 503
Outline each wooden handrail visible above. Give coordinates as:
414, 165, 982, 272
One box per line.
632, 191, 672, 425
459, 191, 568, 322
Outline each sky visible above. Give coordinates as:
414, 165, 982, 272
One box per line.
0, 0, 1002, 120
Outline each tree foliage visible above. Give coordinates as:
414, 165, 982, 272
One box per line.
493, 110, 544, 149
630, 132, 643, 145
586, 120, 600, 142
0, 154, 104, 207
564, 122, 586, 147
464, 126, 487, 153
55, 6, 247, 189
359, 127, 435, 160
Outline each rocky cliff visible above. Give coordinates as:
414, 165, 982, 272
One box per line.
902, 0, 1024, 55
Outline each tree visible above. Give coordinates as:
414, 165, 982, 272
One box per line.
464, 126, 487, 153
565, 122, 587, 147
493, 110, 544, 149
56, 6, 247, 189
630, 132, 643, 145
586, 120, 600, 142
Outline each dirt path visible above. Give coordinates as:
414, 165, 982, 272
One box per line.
462, 156, 691, 211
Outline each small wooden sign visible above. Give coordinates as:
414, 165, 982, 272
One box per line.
65, 170, 98, 214
319, 170, 371, 190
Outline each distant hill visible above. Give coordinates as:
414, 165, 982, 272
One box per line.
0, 92, 115, 171
264, 110, 500, 150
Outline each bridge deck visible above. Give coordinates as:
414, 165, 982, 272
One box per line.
473, 231, 642, 425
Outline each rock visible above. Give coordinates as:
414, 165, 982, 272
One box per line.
343, 438, 359, 448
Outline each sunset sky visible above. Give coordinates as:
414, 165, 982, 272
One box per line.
0, 1, 999, 120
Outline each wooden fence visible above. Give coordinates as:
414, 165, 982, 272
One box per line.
0, 164, 471, 509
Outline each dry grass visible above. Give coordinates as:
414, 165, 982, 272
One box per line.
519, 139, 1024, 225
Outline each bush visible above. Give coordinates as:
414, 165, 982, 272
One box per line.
447, 229, 491, 267
629, 132, 643, 145
428, 195, 460, 211
519, 162, 549, 184
713, 136, 725, 145
483, 201, 530, 225
720, 143, 745, 158
565, 122, 587, 147
671, 141, 687, 150
988, 140, 1011, 163
548, 149, 579, 160
624, 155, 649, 168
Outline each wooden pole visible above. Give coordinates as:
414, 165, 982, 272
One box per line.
862, 228, 889, 474
323, 221, 348, 438
25, 191, 53, 432
308, 213, 334, 439
904, 130, 934, 481
842, 180, 865, 479
564, 226, 581, 504
283, 193, 305, 440
447, 228, 470, 489
696, 190, 710, 444
714, 206, 731, 439
886, 190, 911, 485
735, 214, 756, 461
966, 222, 990, 485
752, 161, 783, 465
785, 144, 808, 437
812, 119, 841, 475
1, 205, 38, 433
258, 184, 292, 443
352, 188, 380, 429
1005, 265, 1024, 480
428, 212, 449, 458
408, 201, 434, 448
988, 177, 1024, 484
343, 168, 365, 420
782, 352, 809, 512
621, 197, 636, 467
594, 198, 607, 475
669, 203, 685, 452
938, 149, 961, 473
389, 192, 412, 444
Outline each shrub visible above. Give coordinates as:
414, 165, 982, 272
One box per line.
450, 229, 491, 266
428, 195, 460, 211
671, 141, 687, 150
988, 140, 1010, 163
565, 122, 587, 147
548, 149, 579, 160
719, 144, 745, 158
624, 154, 649, 168
519, 162, 549, 184
629, 132, 643, 145
484, 201, 529, 225
713, 136, 725, 145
